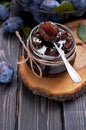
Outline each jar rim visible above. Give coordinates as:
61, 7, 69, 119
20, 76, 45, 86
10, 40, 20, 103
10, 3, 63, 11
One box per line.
27, 22, 76, 61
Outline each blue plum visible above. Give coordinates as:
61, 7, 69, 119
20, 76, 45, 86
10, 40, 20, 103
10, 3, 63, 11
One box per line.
40, 0, 60, 9
0, 61, 14, 83
0, 4, 9, 20
31, 0, 61, 23
2, 16, 24, 33
33, 0, 43, 5
21, 0, 33, 4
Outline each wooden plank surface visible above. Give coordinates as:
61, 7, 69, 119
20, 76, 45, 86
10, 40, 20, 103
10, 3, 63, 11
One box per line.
0, 0, 86, 130
0, 1, 20, 129
17, 83, 63, 130
63, 95, 86, 130
0, 22, 19, 130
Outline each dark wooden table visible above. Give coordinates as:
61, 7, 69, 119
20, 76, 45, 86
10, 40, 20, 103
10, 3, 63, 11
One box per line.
0, 0, 86, 130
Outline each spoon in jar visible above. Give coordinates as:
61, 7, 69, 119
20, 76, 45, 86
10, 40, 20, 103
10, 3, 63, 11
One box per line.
39, 21, 82, 83
53, 42, 81, 83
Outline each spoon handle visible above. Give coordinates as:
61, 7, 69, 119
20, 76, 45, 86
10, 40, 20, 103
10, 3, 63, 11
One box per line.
53, 42, 82, 83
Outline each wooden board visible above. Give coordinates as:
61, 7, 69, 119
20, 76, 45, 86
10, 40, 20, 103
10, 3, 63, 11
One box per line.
19, 19, 86, 101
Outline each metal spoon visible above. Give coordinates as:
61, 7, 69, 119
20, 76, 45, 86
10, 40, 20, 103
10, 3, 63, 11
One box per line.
53, 42, 82, 83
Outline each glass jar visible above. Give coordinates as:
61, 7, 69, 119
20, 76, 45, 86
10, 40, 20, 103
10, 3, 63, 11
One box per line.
26, 22, 76, 78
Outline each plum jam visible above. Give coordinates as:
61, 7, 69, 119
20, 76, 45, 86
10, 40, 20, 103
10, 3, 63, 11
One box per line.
27, 21, 76, 78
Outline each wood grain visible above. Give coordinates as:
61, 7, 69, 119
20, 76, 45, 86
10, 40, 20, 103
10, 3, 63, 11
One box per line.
0, 26, 19, 130
63, 95, 86, 130
0, 1, 20, 129
17, 82, 62, 130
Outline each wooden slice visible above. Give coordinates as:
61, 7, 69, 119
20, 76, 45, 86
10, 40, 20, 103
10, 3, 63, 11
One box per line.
19, 19, 86, 101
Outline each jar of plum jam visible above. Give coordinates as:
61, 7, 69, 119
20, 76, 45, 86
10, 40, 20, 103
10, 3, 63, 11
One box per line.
26, 21, 76, 78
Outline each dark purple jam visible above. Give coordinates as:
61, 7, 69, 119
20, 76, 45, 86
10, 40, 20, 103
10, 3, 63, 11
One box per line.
32, 25, 73, 57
